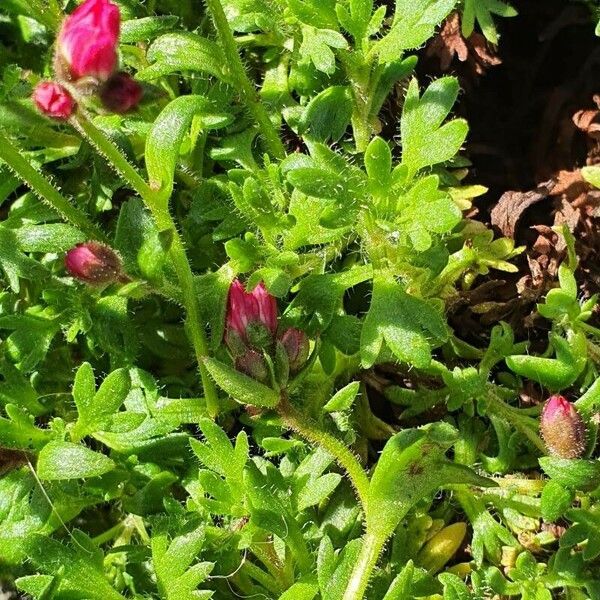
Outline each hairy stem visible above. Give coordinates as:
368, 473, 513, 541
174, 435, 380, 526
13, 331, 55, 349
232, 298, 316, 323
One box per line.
203, 0, 286, 160
0, 132, 105, 241
341, 531, 385, 600
72, 113, 220, 417
486, 389, 546, 453
72, 115, 153, 200
278, 397, 370, 509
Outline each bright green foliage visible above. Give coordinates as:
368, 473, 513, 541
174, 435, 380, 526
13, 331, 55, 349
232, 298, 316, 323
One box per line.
151, 522, 214, 600
1, 0, 599, 598
461, 0, 517, 43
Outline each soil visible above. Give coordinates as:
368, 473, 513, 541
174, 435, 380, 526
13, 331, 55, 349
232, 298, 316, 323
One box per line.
419, 0, 600, 343
368, 0, 600, 430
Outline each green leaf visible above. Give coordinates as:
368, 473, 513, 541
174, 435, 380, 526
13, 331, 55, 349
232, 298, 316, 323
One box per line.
0, 359, 44, 415
336, 0, 375, 41
0, 226, 48, 292
145, 95, 211, 202
73, 367, 131, 438
539, 456, 600, 491
360, 274, 448, 368
37, 441, 115, 480
137, 32, 229, 82
120, 16, 179, 42
0, 404, 52, 450
506, 332, 587, 391
151, 523, 214, 600
0, 311, 60, 372
279, 582, 319, 600
582, 165, 600, 189
400, 77, 468, 177
398, 175, 462, 251
323, 381, 360, 412
203, 357, 280, 407
191, 418, 248, 480
298, 472, 342, 510
541, 480, 574, 522
288, 0, 339, 28
561, 508, 600, 561
462, 0, 517, 44
317, 537, 363, 600
15, 574, 59, 600
382, 561, 416, 599
439, 572, 473, 600
376, 0, 457, 61
24, 535, 126, 600
300, 26, 348, 74
299, 86, 353, 142
367, 423, 493, 541
195, 267, 233, 350
114, 198, 164, 279
245, 462, 312, 571
14, 224, 85, 252
72, 362, 96, 416
365, 136, 392, 186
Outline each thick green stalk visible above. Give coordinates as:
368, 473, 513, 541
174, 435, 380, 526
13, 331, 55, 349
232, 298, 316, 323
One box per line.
342, 531, 385, 600
72, 114, 220, 416
71, 116, 153, 200
0, 132, 104, 241
278, 397, 370, 509
203, 0, 286, 160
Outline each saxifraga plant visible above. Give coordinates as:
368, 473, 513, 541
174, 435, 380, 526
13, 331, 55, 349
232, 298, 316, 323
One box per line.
2, 0, 600, 599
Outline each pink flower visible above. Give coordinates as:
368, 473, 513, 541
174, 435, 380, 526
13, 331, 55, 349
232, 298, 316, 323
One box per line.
32, 82, 76, 120
57, 0, 120, 81
100, 72, 143, 113
225, 279, 278, 353
540, 395, 587, 459
65, 241, 123, 284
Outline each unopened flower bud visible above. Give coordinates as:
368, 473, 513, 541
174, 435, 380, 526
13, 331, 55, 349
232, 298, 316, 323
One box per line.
235, 350, 269, 384
540, 395, 587, 459
57, 0, 120, 82
100, 72, 143, 113
65, 242, 123, 284
417, 522, 467, 575
32, 82, 76, 120
224, 280, 278, 354
279, 328, 309, 373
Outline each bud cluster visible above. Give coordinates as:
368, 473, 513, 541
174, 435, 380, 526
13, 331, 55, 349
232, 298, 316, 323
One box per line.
33, 0, 142, 120
224, 279, 309, 385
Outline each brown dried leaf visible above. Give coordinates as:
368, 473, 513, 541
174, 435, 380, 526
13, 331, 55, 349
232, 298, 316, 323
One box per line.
426, 12, 501, 76
573, 109, 600, 139
469, 33, 502, 68
426, 12, 468, 70
490, 181, 554, 238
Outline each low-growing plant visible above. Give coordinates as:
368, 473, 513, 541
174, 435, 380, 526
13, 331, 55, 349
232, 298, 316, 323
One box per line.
1, 0, 600, 598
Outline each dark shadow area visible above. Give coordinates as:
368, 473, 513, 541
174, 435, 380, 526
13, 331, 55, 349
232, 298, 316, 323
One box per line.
423, 0, 600, 200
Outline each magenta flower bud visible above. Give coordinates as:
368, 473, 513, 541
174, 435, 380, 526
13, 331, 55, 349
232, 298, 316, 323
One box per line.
57, 0, 120, 82
225, 280, 278, 353
65, 241, 123, 284
235, 350, 270, 383
32, 82, 76, 120
540, 395, 587, 459
279, 328, 309, 373
100, 72, 143, 113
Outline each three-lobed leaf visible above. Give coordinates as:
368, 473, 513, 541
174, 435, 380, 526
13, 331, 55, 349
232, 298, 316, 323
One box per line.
400, 77, 468, 177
